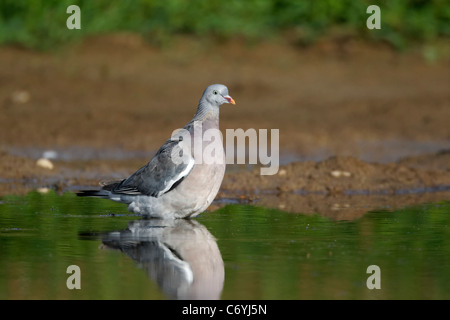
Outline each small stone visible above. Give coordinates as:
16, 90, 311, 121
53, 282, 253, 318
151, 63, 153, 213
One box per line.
37, 187, 50, 194
331, 203, 341, 210
330, 170, 351, 178
36, 158, 54, 170
11, 90, 30, 104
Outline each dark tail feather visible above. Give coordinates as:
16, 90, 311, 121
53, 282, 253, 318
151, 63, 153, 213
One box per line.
77, 179, 123, 198
76, 189, 110, 198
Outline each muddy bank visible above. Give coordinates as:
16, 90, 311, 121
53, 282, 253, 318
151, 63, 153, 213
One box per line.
1, 35, 449, 158
222, 151, 450, 195
1, 149, 449, 220
0, 35, 449, 218
219, 151, 450, 219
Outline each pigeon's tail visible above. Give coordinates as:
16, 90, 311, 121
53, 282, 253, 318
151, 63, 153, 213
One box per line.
77, 180, 122, 199
76, 189, 110, 199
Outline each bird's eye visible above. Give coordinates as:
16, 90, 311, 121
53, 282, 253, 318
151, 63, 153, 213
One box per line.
213, 90, 218, 95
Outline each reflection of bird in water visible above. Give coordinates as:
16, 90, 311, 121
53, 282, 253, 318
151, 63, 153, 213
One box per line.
101, 219, 224, 300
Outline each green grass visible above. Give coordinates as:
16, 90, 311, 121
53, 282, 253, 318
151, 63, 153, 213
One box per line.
0, 0, 449, 50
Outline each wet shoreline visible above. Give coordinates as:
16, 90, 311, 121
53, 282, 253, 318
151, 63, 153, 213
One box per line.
1, 36, 449, 218
1, 148, 449, 220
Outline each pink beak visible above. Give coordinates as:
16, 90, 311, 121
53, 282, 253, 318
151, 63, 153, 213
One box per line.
224, 95, 236, 105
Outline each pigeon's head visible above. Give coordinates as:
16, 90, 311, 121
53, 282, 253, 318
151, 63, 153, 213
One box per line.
201, 84, 236, 107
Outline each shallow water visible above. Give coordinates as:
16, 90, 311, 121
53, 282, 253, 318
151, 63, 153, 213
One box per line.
0, 191, 449, 299
7, 139, 450, 163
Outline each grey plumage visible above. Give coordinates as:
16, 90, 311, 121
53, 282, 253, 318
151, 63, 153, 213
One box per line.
78, 84, 235, 219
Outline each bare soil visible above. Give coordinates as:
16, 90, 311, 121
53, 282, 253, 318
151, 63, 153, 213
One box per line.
1, 34, 449, 219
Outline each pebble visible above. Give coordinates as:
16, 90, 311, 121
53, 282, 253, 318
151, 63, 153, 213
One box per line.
330, 170, 351, 178
331, 203, 350, 210
37, 187, 50, 194
11, 90, 30, 104
36, 158, 54, 170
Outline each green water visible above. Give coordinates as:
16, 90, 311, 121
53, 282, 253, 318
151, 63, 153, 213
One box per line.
0, 191, 449, 299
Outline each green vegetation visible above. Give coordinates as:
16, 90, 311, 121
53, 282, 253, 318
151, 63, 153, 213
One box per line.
0, 0, 448, 50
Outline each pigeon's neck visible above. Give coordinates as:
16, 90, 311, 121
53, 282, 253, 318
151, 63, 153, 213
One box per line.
192, 101, 219, 122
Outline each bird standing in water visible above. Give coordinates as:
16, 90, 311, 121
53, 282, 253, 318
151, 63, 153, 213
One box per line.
78, 84, 235, 219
